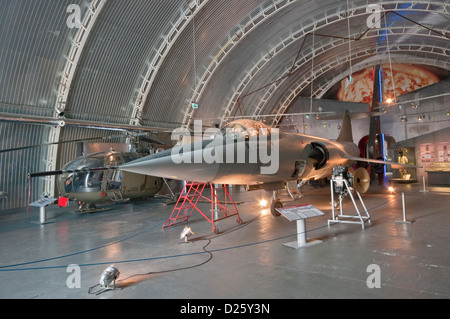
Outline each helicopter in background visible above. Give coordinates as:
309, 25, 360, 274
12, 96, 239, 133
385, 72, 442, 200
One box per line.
55, 150, 165, 213
0, 116, 177, 213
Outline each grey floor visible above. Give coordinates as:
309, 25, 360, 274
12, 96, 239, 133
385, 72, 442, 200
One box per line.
0, 182, 449, 300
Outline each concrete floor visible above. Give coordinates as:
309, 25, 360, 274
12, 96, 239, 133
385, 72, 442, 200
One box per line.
0, 182, 449, 300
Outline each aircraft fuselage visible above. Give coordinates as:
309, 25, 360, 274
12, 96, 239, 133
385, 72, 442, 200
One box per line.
120, 128, 359, 187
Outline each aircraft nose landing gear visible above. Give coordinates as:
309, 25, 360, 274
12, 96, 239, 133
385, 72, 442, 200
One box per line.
270, 190, 283, 217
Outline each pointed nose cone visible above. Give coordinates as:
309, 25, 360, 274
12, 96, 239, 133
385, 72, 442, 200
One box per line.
119, 147, 220, 183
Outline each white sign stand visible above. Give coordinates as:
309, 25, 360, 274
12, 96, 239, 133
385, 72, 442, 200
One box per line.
29, 197, 57, 225
277, 204, 324, 249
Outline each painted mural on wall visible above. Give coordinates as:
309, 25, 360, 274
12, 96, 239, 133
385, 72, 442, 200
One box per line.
324, 64, 447, 104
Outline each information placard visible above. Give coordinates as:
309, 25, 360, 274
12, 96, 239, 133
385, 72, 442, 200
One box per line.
29, 197, 57, 207
277, 204, 324, 222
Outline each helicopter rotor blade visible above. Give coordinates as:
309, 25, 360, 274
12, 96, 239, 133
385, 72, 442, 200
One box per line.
1, 131, 170, 154
0, 135, 128, 154
28, 166, 120, 178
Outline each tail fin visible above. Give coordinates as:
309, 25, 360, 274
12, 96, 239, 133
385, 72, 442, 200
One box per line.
337, 109, 353, 142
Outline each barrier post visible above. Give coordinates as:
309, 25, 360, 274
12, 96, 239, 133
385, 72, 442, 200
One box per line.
395, 193, 415, 224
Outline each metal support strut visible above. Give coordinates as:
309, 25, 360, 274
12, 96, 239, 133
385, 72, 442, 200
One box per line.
328, 178, 371, 230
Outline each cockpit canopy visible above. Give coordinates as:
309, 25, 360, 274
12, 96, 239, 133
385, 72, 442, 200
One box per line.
221, 119, 271, 140
62, 152, 142, 171
59, 152, 143, 194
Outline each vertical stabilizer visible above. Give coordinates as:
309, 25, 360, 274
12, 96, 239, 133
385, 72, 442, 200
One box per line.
337, 109, 353, 142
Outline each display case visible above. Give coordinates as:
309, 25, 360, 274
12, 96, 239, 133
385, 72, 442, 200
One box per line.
389, 147, 417, 183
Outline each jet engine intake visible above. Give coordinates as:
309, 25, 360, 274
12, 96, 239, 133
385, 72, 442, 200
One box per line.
308, 142, 329, 170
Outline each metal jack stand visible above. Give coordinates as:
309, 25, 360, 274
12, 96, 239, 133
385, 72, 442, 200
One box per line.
163, 182, 242, 234
328, 179, 371, 230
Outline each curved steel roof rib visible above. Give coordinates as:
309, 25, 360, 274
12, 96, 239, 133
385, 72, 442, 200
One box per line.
182, 0, 301, 128
270, 41, 450, 126
1, 0, 449, 210
130, 0, 209, 128
138, 0, 275, 129
198, 1, 450, 128
46, 0, 107, 197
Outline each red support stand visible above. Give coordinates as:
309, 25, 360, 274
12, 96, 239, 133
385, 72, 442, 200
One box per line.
162, 181, 242, 234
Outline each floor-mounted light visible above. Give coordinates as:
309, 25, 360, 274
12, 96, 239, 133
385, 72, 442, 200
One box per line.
180, 226, 194, 242
88, 265, 121, 295
99, 265, 120, 289
259, 199, 268, 208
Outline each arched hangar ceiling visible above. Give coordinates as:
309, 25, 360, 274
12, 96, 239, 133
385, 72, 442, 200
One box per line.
0, 0, 449, 210
1, 0, 448, 130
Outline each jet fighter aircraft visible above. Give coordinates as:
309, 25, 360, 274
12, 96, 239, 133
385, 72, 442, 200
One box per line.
119, 110, 416, 216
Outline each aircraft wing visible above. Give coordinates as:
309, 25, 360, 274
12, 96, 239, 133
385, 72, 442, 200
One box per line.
343, 156, 421, 169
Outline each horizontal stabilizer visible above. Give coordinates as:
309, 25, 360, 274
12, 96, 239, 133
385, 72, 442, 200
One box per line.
343, 156, 421, 169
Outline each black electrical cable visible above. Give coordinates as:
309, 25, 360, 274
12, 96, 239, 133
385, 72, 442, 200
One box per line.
0, 219, 166, 270
1, 193, 406, 276
121, 239, 212, 279
87, 239, 214, 295
86, 213, 263, 295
